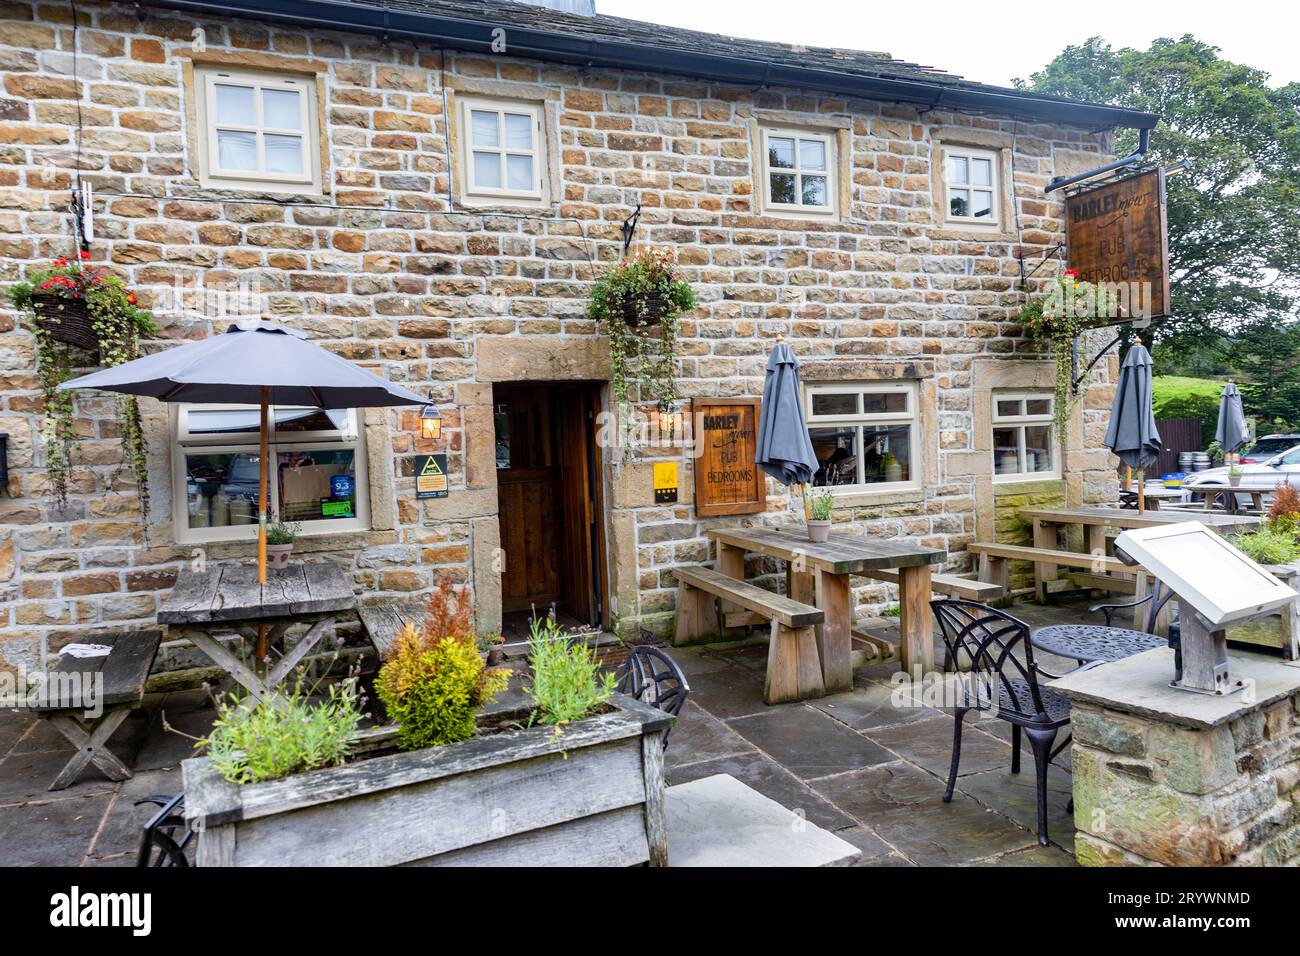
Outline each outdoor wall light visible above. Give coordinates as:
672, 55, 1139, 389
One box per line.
418, 397, 443, 442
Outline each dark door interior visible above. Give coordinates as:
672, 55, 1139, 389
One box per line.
495, 383, 603, 629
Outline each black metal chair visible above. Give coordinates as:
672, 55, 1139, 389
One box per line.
135, 792, 192, 867
931, 600, 1081, 847
1090, 579, 1184, 680
616, 645, 689, 749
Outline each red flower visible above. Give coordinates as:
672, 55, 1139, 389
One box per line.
1064, 268, 1079, 280
126, 293, 137, 304
79, 250, 90, 260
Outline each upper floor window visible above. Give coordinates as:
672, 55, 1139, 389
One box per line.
761, 126, 836, 217
459, 96, 545, 204
804, 382, 919, 492
193, 65, 321, 193
943, 146, 999, 225
992, 391, 1058, 481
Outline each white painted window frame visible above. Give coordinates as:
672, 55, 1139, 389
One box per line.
194, 64, 321, 192
803, 381, 920, 494
459, 95, 545, 203
760, 125, 837, 217
991, 390, 1060, 482
942, 145, 1000, 227
171, 404, 369, 544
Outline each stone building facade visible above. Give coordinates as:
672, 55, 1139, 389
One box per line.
0, 0, 1149, 676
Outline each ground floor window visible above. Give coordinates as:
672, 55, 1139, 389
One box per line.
172, 404, 369, 543
803, 382, 919, 492
992, 391, 1058, 480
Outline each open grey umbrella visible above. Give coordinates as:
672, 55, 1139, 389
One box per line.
1215, 382, 1249, 456
60, 320, 425, 656
755, 335, 819, 518
1104, 343, 1163, 512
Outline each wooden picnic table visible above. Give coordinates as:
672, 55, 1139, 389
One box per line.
1182, 482, 1283, 514
707, 527, 946, 688
158, 562, 356, 704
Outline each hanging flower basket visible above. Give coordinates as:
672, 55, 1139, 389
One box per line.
622, 296, 667, 336
30, 294, 98, 352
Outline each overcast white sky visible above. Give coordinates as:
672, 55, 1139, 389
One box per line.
595, 0, 1298, 88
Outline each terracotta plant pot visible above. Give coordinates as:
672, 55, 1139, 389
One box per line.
806, 519, 831, 543
31, 295, 98, 352
265, 543, 293, 570
1229, 474, 1242, 487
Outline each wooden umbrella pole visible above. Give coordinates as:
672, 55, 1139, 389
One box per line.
800, 483, 812, 522
257, 386, 270, 662
1137, 468, 1145, 515
1124, 465, 1132, 491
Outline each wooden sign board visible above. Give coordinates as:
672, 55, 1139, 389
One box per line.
1065, 167, 1170, 319
692, 398, 766, 517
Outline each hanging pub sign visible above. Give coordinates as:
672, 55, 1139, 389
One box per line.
692, 398, 766, 517
414, 453, 448, 499
1065, 167, 1170, 321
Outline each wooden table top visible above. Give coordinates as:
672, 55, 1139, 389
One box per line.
708, 526, 946, 574
158, 562, 357, 625
1021, 506, 1261, 533
1183, 481, 1288, 494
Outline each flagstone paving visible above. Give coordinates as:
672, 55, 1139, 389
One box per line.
0, 602, 1092, 866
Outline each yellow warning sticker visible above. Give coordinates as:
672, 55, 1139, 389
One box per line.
653, 461, 679, 504
415, 454, 448, 499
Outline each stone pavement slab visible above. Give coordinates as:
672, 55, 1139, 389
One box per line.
728, 705, 895, 780
666, 750, 855, 832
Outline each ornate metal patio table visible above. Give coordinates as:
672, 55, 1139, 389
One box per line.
1030, 623, 1165, 665
158, 562, 357, 705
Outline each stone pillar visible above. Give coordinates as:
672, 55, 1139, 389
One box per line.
1051, 648, 1300, 866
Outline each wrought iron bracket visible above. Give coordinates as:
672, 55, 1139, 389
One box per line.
1069, 330, 1125, 393
620, 202, 641, 257
1018, 241, 1064, 290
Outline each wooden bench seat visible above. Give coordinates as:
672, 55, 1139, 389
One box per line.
357, 601, 428, 660
968, 542, 1138, 600
32, 629, 162, 791
857, 568, 1003, 603
671, 566, 825, 704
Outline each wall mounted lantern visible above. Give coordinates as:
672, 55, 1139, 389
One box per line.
418, 396, 443, 442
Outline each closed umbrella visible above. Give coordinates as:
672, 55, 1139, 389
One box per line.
60, 320, 426, 658
1104, 342, 1163, 513
1215, 382, 1249, 456
755, 335, 819, 519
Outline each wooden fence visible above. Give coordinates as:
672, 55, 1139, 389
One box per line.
1155, 417, 1204, 477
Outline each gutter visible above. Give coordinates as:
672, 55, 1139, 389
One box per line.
152, 0, 1158, 131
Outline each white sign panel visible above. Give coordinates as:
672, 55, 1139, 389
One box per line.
1115, 523, 1297, 627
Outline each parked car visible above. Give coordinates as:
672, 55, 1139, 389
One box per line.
1182, 444, 1300, 507
1239, 434, 1300, 464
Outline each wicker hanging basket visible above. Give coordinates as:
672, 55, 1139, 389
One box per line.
621, 296, 667, 337
30, 295, 98, 352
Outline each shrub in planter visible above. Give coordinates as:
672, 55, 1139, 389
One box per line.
525, 612, 618, 728
5, 253, 159, 511
1233, 526, 1300, 566
264, 519, 301, 570
806, 488, 835, 543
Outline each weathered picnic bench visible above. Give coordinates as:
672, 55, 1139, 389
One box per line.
32, 630, 162, 791
356, 601, 428, 660
857, 568, 1003, 603
671, 565, 825, 704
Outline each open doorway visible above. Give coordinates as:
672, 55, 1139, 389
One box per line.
493, 382, 606, 641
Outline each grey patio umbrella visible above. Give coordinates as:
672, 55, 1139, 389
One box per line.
60, 320, 426, 655
1104, 342, 1163, 513
755, 335, 819, 518
1215, 381, 1249, 456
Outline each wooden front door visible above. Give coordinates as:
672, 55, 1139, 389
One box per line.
495, 384, 603, 625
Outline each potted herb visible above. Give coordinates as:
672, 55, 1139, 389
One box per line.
5, 253, 159, 511
181, 596, 672, 866
807, 488, 835, 543
1227, 454, 1244, 487
264, 519, 301, 570
586, 246, 696, 431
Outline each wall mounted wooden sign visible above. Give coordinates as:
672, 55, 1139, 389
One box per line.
1065, 167, 1170, 320
692, 398, 766, 517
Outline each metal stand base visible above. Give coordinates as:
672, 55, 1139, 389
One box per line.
1168, 679, 1246, 698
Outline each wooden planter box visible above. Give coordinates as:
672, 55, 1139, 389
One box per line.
182, 695, 673, 867
1228, 561, 1300, 660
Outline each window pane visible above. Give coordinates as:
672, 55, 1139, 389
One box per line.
1025, 425, 1054, 474
264, 133, 304, 174
812, 393, 859, 416
473, 150, 502, 188
1025, 397, 1051, 416
274, 408, 350, 433
810, 427, 859, 487
184, 452, 260, 529
262, 87, 301, 130
503, 112, 533, 150
996, 399, 1022, 418
801, 175, 828, 207
994, 429, 1021, 475
949, 189, 969, 218
972, 157, 992, 186
864, 425, 911, 484
470, 109, 499, 147
506, 153, 534, 191
216, 129, 258, 170
799, 138, 827, 171
188, 408, 260, 434
215, 83, 255, 125
946, 154, 968, 184
862, 392, 908, 414
768, 136, 795, 168
770, 173, 796, 204
972, 189, 993, 219
278, 448, 357, 522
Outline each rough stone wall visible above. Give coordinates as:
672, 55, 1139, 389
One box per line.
1072, 697, 1300, 866
0, 0, 1121, 673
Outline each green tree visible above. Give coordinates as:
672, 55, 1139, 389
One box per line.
1018, 37, 1300, 347
1227, 319, 1300, 428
